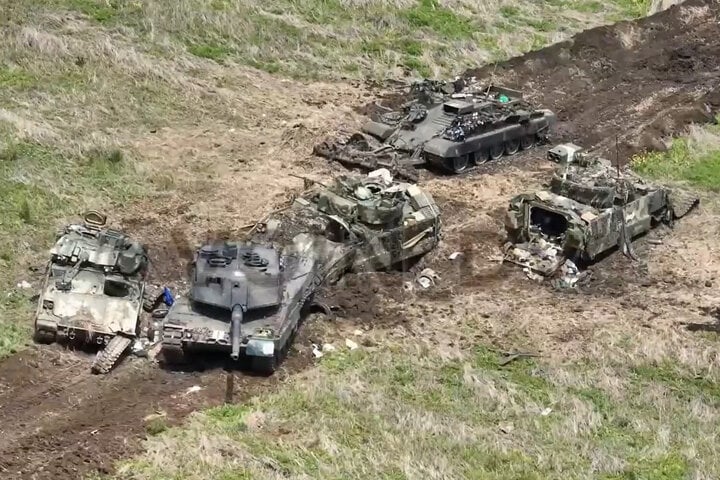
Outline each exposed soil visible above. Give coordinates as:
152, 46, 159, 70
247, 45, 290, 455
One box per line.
2, 1, 720, 478
465, 0, 720, 161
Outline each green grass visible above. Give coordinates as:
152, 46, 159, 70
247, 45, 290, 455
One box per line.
631, 124, 720, 191
20, 0, 655, 80
119, 338, 720, 479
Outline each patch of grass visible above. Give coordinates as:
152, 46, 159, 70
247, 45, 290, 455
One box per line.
144, 416, 168, 436
631, 124, 720, 191
0, 66, 36, 89
60, 0, 144, 24
187, 42, 234, 62
33, 0, 653, 80
404, 0, 475, 39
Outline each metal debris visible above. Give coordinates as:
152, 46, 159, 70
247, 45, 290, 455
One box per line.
417, 268, 440, 289
499, 351, 539, 366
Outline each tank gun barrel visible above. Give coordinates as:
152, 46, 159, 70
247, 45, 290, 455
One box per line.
230, 305, 243, 360
289, 173, 327, 188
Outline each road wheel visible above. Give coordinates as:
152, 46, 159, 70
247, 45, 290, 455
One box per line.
448, 155, 469, 174
34, 329, 55, 344
489, 144, 504, 161
251, 355, 277, 376
473, 150, 490, 165
505, 139, 520, 155
520, 134, 535, 150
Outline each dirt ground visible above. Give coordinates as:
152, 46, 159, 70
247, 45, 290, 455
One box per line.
1, 1, 720, 478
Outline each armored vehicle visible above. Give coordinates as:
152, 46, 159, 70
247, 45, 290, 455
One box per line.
293, 169, 442, 273
34, 211, 149, 374
314, 81, 556, 178
160, 234, 344, 374
503, 144, 699, 275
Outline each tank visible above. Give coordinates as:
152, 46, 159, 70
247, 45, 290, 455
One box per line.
160, 171, 441, 374
503, 144, 699, 276
292, 169, 442, 273
160, 234, 347, 374
314, 80, 556, 178
33, 211, 150, 374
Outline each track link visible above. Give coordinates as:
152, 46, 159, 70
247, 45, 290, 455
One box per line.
91, 335, 132, 374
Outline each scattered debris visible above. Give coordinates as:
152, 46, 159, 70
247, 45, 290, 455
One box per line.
499, 424, 515, 434
647, 238, 664, 245
131, 338, 152, 357
551, 259, 590, 289
448, 251, 462, 260
185, 385, 203, 395
417, 268, 440, 289
352, 329, 363, 336
499, 351, 539, 366
322, 343, 336, 352
540, 407, 553, 416
16, 280, 31, 289
345, 339, 359, 350
312, 344, 324, 358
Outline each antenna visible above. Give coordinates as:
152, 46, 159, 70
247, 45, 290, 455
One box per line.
485, 62, 499, 99
615, 134, 621, 181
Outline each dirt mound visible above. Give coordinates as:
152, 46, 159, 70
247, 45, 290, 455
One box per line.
465, 0, 720, 160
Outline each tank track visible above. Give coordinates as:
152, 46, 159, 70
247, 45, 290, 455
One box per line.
669, 191, 699, 219
91, 335, 132, 374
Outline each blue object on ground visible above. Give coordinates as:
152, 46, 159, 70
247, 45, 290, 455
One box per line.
162, 287, 175, 306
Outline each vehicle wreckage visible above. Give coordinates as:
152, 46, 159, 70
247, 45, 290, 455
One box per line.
33, 211, 150, 374
159, 170, 441, 373
314, 78, 556, 180
503, 144, 699, 281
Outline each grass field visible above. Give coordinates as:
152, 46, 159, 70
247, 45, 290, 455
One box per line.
121, 306, 720, 479
632, 122, 720, 191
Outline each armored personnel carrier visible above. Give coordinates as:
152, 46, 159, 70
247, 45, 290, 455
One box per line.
503, 144, 699, 276
160, 234, 343, 374
314, 81, 556, 178
292, 169, 442, 273
34, 211, 149, 374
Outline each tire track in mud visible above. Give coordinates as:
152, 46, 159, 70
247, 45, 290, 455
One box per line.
0, 346, 310, 479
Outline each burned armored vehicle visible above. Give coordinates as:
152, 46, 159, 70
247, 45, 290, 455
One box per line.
314, 80, 556, 178
34, 211, 149, 374
292, 169, 442, 273
504, 144, 699, 276
160, 234, 336, 374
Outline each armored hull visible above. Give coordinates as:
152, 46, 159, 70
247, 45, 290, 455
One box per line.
34, 211, 149, 374
314, 81, 556, 177
293, 170, 442, 272
160, 234, 352, 373
504, 144, 699, 276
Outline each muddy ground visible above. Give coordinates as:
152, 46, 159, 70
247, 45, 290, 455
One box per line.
1, 1, 720, 478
